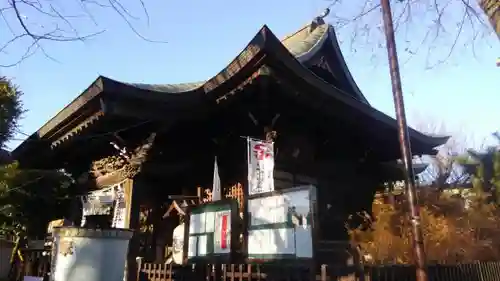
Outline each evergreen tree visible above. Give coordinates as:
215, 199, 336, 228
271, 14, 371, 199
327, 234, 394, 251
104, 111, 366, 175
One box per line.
457, 133, 500, 205
0, 76, 24, 238
0, 77, 22, 147
0, 77, 74, 240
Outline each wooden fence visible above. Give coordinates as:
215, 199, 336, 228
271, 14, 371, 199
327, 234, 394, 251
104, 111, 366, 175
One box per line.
138, 262, 500, 281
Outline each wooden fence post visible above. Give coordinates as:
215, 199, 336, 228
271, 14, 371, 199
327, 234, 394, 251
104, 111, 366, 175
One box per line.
135, 256, 143, 281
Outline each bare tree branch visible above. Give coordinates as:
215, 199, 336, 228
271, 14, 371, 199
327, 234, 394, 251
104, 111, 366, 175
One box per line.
0, 0, 165, 67
411, 115, 488, 188
327, 0, 496, 68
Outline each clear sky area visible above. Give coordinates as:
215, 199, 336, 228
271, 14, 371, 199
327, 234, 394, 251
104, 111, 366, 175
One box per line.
1, 0, 498, 152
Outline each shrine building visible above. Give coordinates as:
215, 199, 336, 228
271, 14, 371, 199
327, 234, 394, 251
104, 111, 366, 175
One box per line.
12, 15, 447, 278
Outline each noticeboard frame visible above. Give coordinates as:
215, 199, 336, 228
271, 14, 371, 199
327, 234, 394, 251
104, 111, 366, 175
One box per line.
243, 185, 318, 265
182, 199, 240, 265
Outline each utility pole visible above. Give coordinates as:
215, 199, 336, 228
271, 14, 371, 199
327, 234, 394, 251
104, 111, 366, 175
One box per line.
379, 0, 428, 281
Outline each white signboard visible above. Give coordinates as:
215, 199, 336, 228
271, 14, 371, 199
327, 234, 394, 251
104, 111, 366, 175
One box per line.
247, 186, 315, 260
187, 210, 231, 257
185, 202, 235, 262
80, 183, 127, 228
80, 188, 114, 227
247, 139, 275, 195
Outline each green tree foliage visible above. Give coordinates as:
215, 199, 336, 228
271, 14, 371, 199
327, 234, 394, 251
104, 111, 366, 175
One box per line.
456, 133, 500, 204
0, 165, 75, 238
0, 77, 23, 147
0, 77, 75, 239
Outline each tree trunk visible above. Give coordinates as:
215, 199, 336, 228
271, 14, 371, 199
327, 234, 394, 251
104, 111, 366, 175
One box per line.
479, 0, 500, 38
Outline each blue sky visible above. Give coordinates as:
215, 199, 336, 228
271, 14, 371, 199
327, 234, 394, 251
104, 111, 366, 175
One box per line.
1, 0, 498, 151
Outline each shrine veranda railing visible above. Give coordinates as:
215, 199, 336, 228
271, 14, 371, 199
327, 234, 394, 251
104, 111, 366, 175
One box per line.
137, 262, 500, 281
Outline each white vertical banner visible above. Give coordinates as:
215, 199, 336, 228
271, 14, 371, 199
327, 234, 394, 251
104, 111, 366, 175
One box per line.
247, 138, 275, 195
112, 183, 127, 229
212, 157, 222, 201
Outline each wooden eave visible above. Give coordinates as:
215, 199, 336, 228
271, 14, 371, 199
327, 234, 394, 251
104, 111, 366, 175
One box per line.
380, 162, 429, 179
194, 25, 449, 153
0, 149, 11, 164
11, 77, 208, 160
37, 78, 105, 138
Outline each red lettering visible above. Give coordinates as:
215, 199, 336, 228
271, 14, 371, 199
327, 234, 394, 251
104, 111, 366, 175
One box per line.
253, 144, 272, 160
220, 214, 228, 249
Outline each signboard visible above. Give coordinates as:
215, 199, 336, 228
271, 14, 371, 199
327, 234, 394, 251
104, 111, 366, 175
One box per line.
245, 185, 317, 263
247, 138, 275, 195
111, 184, 127, 228
80, 183, 126, 228
183, 199, 240, 264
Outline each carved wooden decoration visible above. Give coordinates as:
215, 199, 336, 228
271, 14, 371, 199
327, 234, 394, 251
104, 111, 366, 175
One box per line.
91, 155, 127, 178
86, 133, 157, 186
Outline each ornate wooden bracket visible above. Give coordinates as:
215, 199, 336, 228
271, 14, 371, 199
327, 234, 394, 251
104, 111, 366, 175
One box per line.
85, 133, 157, 187
264, 126, 277, 142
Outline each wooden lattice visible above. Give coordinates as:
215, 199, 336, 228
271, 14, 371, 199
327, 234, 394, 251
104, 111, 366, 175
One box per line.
226, 183, 244, 211
201, 183, 244, 211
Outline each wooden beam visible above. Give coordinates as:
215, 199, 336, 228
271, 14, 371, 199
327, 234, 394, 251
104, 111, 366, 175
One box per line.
479, 0, 499, 38
50, 110, 104, 148
140, 161, 192, 177
104, 98, 189, 122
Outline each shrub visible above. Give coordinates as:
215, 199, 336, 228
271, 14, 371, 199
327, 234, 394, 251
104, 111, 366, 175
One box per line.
349, 190, 500, 264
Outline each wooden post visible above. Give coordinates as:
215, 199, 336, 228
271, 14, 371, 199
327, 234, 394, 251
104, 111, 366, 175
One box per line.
135, 257, 143, 281
123, 178, 141, 281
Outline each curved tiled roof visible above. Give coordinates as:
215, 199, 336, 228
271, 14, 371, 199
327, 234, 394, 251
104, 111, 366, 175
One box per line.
100, 22, 448, 150
129, 81, 204, 93
282, 21, 329, 59
12, 18, 448, 159
126, 22, 332, 94
125, 19, 369, 104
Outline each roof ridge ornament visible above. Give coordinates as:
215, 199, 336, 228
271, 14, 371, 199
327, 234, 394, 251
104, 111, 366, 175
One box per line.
319, 8, 330, 19
311, 8, 330, 31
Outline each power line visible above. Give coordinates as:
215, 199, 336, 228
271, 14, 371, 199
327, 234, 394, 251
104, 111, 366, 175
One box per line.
2, 176, 45, 195
14, 129, 30, 137
3, 173, 99, 201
